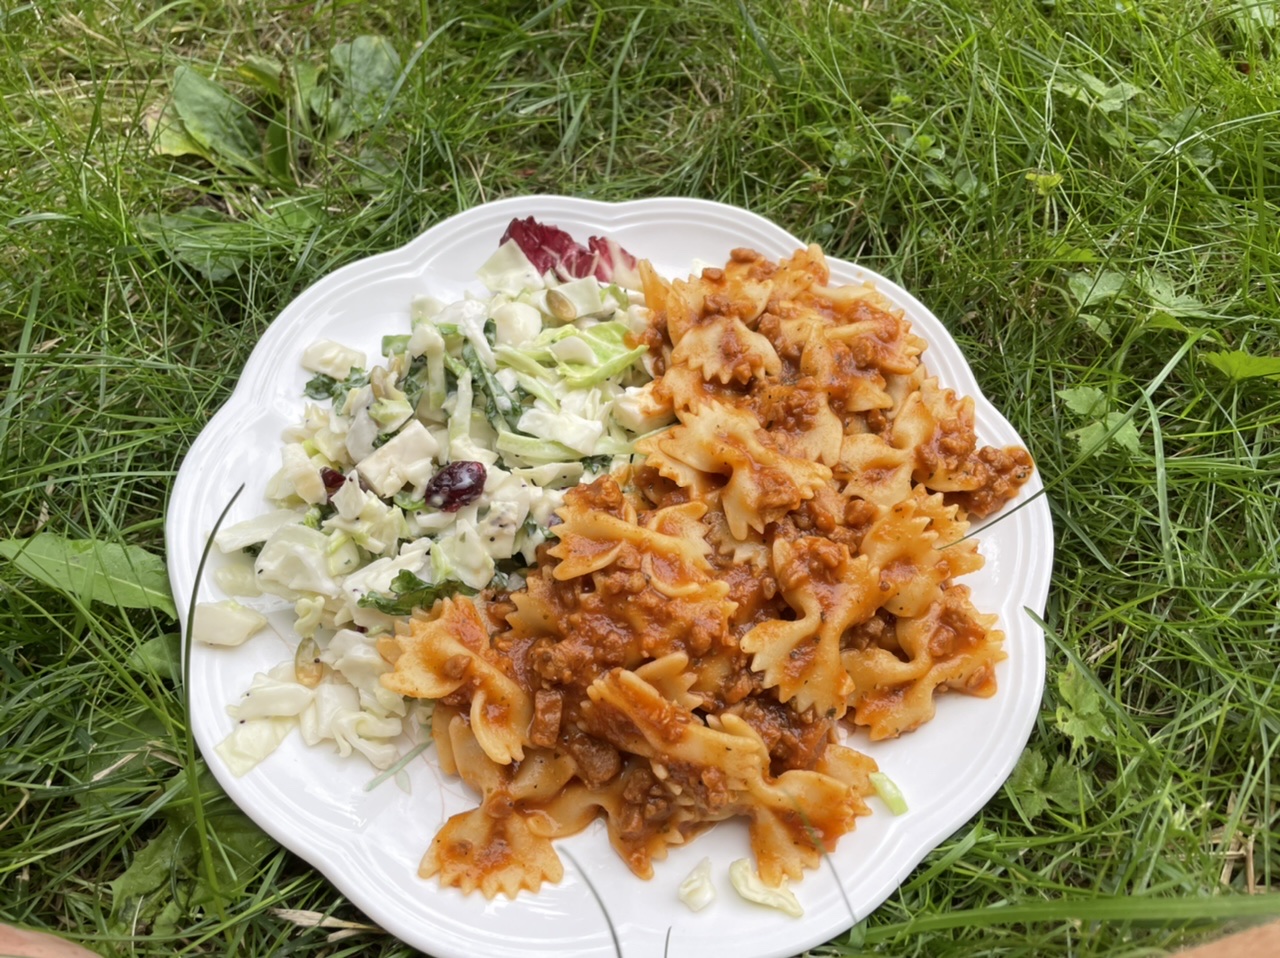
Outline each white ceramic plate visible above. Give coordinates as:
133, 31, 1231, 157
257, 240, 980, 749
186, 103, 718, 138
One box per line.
166, 196, 1053, 958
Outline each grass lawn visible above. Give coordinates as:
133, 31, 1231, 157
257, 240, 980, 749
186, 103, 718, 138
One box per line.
2, 1, 1278, 955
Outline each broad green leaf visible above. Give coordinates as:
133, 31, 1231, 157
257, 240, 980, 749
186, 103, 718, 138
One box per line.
1050, 78, 1096, 106
1047, 243, 1099, 265
1067, 270, 1126, 308
1026, 170, 1062, 195
170, 64, 263, 174
1078, 72, 1112, 96
127, 632, 182, 682
109, 766, 275, 929
306, 80, 333, 124
236, 55, 284, 97
1079, 314, 1112, 340
355, 146, 396, 192
258, 194, 321, 232
109, 816, 183, 906
1098, 125, 1132, 150
1140, 271, 1178, 306
1069, 413, 1140, 456
1204, 349, 1280, 381
264, 109, 293, 181
0, 534, 176, 617
1007, 750, 1082, 819
186, 809, 277, 908
314, 85, 353, 144
255, 196, 322, 260
136, 206, 249, 282
1097, 81, 1141, 113
327, 36, 401, 138
152, 899, 183, 938
1005, 748, 1050, 818
1057, 705, 1110, 750
1138, 271, 1208, 316
76, 712, 174, 809
952, 167, 987, 200
923, 166, 952, 191
1185, 142, 1216, 168
1051, 72, 1109, 103
1103, 412, 1142, 453
1055, 664, 1111, 750
906, 132, 944, 160
1232, 0, 1276, 31
1069, 420, 1107, 453
1141, 108, 1215, 167
1156, 106, 1203, 143
1057, 385, 1107, 418
1059, 386, 1141, 455
146, 99, 211, 160
1143, 312, 1192, 334
1051, 72, 1138, 112
287, 59, 323, 139
1056, 671, 1100, 724
1042, 757, 1083, 809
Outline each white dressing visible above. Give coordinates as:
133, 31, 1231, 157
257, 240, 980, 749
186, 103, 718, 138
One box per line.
211, 234, 664, 782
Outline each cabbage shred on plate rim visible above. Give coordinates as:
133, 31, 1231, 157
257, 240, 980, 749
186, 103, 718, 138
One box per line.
199, 219, 674, 779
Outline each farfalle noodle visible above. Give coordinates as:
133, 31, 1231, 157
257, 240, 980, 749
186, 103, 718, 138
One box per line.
379, 242, 1033, 898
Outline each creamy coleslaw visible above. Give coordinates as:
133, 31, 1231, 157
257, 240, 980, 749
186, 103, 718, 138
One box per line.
198, 230, 673, 778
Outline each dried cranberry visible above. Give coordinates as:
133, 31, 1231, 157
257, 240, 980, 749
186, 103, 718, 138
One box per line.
320, 467, 347, 498
424, 461, 486, 512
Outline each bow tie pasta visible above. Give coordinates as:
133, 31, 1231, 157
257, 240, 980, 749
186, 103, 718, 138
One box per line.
380, 243, 1033, 899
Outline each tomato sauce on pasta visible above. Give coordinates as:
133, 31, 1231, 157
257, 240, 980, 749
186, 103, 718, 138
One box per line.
378, 245, 1034, 898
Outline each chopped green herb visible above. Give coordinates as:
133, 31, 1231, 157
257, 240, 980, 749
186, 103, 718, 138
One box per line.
462, 342, 523, 432
303, 368, 369, 404
355, 570, 477, 615
401, 353, 429, 409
